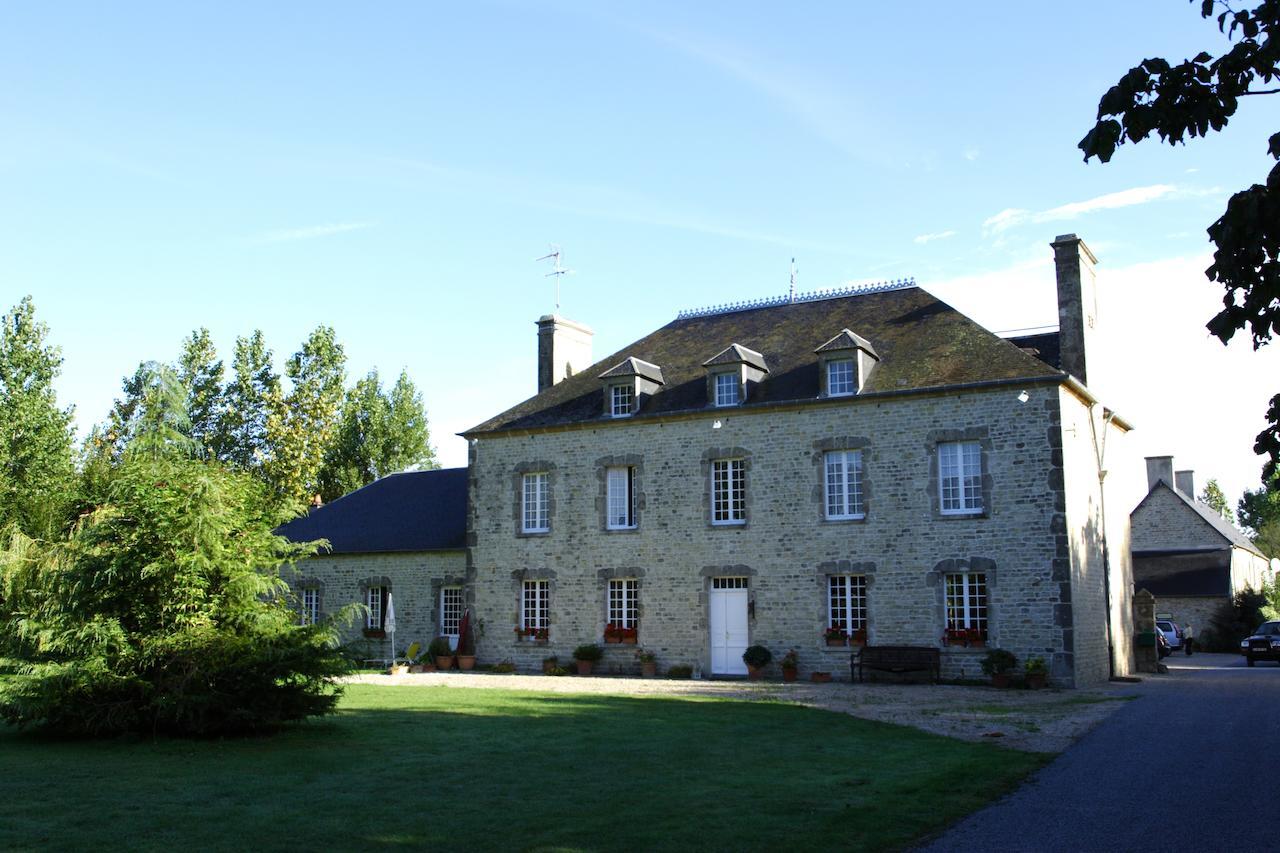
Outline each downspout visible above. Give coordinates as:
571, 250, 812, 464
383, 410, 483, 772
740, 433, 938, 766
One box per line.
1089, 405, 1117, 679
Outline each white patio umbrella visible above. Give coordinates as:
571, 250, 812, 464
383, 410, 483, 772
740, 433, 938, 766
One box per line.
385, 592, 397, 666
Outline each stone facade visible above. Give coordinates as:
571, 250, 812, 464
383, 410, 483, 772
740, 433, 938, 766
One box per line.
468, 381, 1136, 686
287, 550, 467, 660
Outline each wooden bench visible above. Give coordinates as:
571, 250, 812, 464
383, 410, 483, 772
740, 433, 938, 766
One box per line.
852, 645, 941, 684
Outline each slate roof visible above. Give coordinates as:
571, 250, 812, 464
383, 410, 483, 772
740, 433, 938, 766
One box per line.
466, 285, 1062, 436
599, 356, 665, 385
275, 468, 467, 555
1135, 482, 1265, 557
1007, 331, 1061, 370
815, 328, 879, 358
703, 343, 769, 372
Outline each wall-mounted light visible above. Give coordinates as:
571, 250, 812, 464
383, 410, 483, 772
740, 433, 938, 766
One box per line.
713, 419, 722, 429
1017, 391, 1029, 403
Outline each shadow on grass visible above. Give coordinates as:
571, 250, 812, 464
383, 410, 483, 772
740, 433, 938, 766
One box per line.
0, 685, 1048, 852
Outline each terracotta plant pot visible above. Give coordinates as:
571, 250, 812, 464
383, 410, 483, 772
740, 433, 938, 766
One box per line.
991, 672, 1011, 688
641, 661, 657, 678
576, 660, 593, 676
622, 636, 637, 645
1026, 672, 1047, 689
826, 638, 846, 647
810, 671, 832, 683
604, 636, 621, 644
456, 655, 476, 671
435, 655, 455, 671
747, 664, 764, 680
782, 668, 798, 682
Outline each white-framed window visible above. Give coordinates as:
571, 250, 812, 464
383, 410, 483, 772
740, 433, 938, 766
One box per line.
714, 372, 740, 407
828, 575, 867, 636
366, 585, 384, 630
824, 450, 865, 519
939, 441, 983, 514
608, 578, 639, 628
522, 472, 549, 532
440, 586, 463, 639
711, 458, 746, 525
945, 572, 988, 636
522, 580, 549, 631
827, 358, 856, 396
301, 587, 320, 626
606, 466, 636, 529
711, 576, 748, 589
610, 383, 634, 417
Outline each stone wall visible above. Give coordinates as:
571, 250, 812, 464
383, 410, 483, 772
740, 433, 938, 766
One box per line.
1231, 547, 1273, 596
469, 382, 1120, 685
1131, 487, 1223, 551
287, 550, 467, 661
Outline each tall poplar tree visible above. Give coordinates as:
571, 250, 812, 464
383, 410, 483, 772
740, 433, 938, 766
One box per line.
264, 326, 346, 507
177, 328, 224, 460
0, 297, 75, 538
217, 330, 280, 472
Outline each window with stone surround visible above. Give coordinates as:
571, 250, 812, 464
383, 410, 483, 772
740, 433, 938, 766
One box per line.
824, 450, 864, 520
938, 440, 983, 515
522, 472, 550, 533
826, 358, 856, 397
944, 572, 987, 639
711, 458, 746, 524
609, 382, 634, 417
300, 587, 320, 626
440, 586, 463, 639
713, 371, 740, 407
521, 580, 549, 633
608, 578, 639, 630
366, 585, 386, 631
606, 466, 637, 529
827, 575, 867, 643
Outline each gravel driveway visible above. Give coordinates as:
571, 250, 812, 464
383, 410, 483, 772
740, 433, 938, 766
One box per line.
347, 667, 1141, 753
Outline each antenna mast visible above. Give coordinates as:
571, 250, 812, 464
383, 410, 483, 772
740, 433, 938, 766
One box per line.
535, 244, 573, 311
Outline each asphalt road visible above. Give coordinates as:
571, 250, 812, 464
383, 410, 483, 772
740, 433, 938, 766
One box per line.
918, 652, 1280, 852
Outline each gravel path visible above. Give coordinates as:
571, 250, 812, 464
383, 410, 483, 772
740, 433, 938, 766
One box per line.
917, 653, 1280, 851
346, 668, 1141, 753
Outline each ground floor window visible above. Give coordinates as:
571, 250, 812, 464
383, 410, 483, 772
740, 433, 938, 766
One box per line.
826, 575, 867, 643
944, 572, 987, 641
366, 585, 386, 630
520, 580, 549, 640
301, 587, 320, 626
440, 586, 463, 639
606, 579, 639, 641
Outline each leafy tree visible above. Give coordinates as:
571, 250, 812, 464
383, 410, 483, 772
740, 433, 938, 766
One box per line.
318, 369, 438, 502
264, 326, 347, 507
1079, 0, 1280, 475
1203, 586, 1268, 649
0, 454, 350, 736
103, 362, 197, 461
1200, 478, 1235, 522
177, 328, 224, 460
216, 331, 280, 472
0, 297, 76, 539
1238, 469, 1280, 531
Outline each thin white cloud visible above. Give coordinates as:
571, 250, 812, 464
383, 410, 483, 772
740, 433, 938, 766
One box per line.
914, 230, 957, 245
963, 148, 980, 161
982, 208, 1030, 236
256, 222, 376, 244
982, 185, 1177, 238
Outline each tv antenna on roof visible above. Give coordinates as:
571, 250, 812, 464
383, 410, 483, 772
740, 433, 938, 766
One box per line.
536, 244, 574, 310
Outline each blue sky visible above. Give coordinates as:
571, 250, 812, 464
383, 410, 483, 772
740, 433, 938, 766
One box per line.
3, 1, 1278, 504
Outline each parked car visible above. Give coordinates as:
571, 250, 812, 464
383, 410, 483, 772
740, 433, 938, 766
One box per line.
1240, 621, 1280, 667
1156, 620, 1183, 652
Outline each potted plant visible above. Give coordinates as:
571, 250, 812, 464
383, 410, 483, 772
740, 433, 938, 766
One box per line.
1024, 656, 1048, 689
604, 623, 623, 644
456, 618, 477, 671
742, 644, 772, 680
850, 626, 868, 647
824, 625, 847, 647
620, 625, 638, 645
428, 636, 454, 671
966, 627, 986, 648
636, 648, 657, 678
980, 648, 1018, 688
573, 643, 603, 675
542, 655, 559, 674
780, 649, 799, 682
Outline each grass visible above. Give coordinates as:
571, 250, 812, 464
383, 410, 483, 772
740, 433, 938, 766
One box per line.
0, 684, 1049, 852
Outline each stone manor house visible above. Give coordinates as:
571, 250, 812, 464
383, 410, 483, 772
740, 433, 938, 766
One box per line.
283, 234, 1143, 686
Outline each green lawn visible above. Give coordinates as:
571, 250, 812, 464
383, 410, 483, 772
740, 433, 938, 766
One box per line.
0, 684, 1048, 851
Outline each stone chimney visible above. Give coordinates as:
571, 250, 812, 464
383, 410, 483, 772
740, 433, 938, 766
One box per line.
1145, 455, 1174, 493
1175, 470, 1195, 498
536, 314, 593, 393
1051, 234, 1099, 387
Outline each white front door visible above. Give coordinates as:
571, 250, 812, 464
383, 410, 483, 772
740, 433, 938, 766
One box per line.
709, 579, 749, 675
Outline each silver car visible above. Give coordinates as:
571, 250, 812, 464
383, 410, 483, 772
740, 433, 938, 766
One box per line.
1156, 620, 1183, 651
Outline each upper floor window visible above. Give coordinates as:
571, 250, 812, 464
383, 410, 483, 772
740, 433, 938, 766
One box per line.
714, 372, 740, 407
301, 587, 320, 626
824, 450, 864, 520
939, 441, 983, 514
522, 472, 549, 532
440, 586, 463, 639
366, 585, 385, 630
827, 359, 856, 397
944, 572, 987, 639
711, 458, 746, 525
606, 466, 637, 529
609, 383, 634, 417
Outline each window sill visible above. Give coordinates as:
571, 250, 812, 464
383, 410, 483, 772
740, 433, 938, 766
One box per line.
710, 520, 747, 527
938, 511, 986, 520
517, 530, 552, 538
823, 515, 867, 524
605, 526, 639, 533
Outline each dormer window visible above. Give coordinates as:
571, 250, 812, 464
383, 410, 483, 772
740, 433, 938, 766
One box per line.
598, 357, 664, 418
609, 382, 634, 417
815, 329, 879, 398
703, 344, 768, 408
827, 359, 856, 397
714, 372, 740, 407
